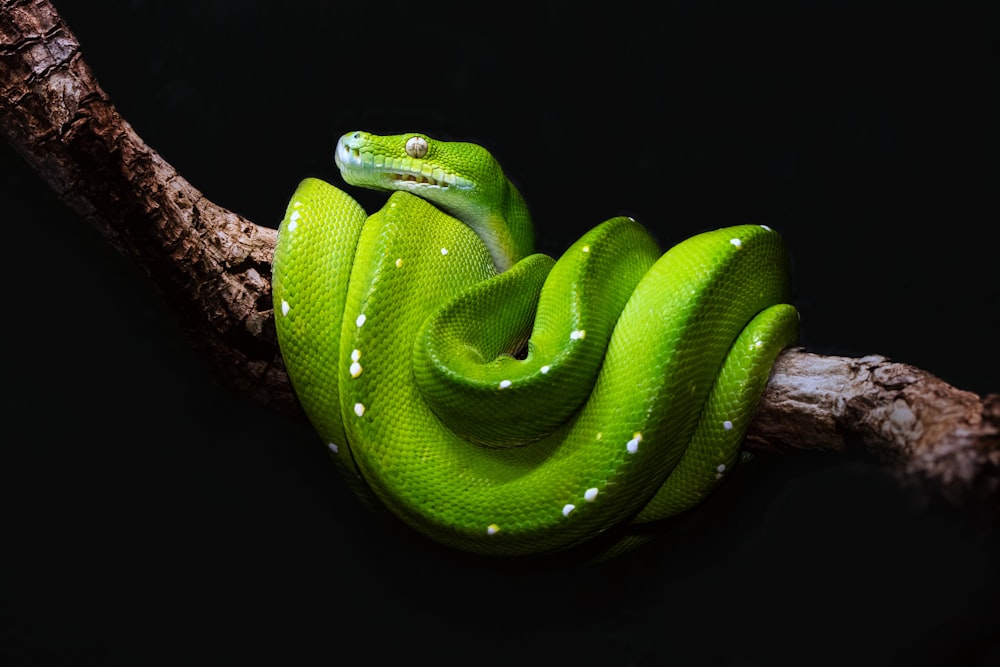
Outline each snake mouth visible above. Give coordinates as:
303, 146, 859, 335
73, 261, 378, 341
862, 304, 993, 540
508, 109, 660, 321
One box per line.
389, 171, 447, 188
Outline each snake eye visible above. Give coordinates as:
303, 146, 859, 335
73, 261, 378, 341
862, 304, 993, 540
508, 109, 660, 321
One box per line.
405, 136, 428, 159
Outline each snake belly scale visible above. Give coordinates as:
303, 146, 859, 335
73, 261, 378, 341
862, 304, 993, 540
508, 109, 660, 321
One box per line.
272, 130, 799, 557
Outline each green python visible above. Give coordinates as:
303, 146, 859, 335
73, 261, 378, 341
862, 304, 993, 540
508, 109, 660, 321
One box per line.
271, 130, 799, 558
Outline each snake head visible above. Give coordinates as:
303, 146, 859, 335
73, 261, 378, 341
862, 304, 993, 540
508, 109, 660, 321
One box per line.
334, 130, 533, 271
335, 130, 504, 214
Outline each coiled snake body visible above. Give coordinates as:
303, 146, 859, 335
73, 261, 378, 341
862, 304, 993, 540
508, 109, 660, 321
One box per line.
272, 131, 799, 557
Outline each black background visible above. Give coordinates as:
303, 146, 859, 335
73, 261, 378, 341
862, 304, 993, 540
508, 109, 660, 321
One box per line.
2, 2, 998, 665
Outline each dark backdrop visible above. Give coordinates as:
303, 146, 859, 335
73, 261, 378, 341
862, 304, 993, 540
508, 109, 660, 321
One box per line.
2, 2, 998, 665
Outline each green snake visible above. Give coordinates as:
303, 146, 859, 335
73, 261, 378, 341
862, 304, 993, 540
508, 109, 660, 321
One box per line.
271, 130, 799, 558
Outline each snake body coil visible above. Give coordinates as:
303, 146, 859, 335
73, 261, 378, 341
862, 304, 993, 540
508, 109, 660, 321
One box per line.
272, 131, 799, 557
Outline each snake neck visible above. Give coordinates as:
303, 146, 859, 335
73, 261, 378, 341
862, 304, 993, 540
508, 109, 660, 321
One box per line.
470, 180, 533, 272
335, 131, 535, 272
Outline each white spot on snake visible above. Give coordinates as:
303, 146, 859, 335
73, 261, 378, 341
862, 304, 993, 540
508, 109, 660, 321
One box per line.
596, 432, 603, 440
570, 329, 586, 340
717, 463, 726, 473
288, 210, 301, 228
498, 380, 512, 389
723, 420, 734, 431
753, 339, 763, 350
354, 403, 366, 417
280, 300, 290, 316
487, 524, 500, 535
760, 224, 772, 231
287, 220, 297, 232
351, 349, 361, 362
350, 362, 363, 378
327, 442, 339, 454
562, 504, 575, 517
356, 313, 367, 328
540, 365, 551, 374
584, 488, 599, 502
395, 258, 403, 268
441, 247, 449, 256
626, 432, 642, 454
292, 200, 302, 209
730, 238, 742, 248
582, 245, 590, 253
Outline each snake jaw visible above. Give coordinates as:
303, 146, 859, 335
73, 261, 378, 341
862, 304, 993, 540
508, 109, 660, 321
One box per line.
389, 171, 449, 189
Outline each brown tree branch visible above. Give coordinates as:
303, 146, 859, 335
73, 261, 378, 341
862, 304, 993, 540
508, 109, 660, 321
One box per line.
747, 351, 999, 510
0, 0, 297, 412
2, 0, 997, 509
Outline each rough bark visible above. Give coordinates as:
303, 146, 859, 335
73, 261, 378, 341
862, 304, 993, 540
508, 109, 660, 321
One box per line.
747, 351, 999, 510
0, 0, 297, 412
1, 0, 997, 509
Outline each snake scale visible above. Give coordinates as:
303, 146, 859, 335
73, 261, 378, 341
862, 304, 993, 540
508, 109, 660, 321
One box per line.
271, 130, 799, 558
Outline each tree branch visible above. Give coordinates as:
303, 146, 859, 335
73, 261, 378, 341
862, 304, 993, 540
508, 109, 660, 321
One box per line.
747, 351, 999, 510
0, 0, 296, 412
2, 0, 996, 509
